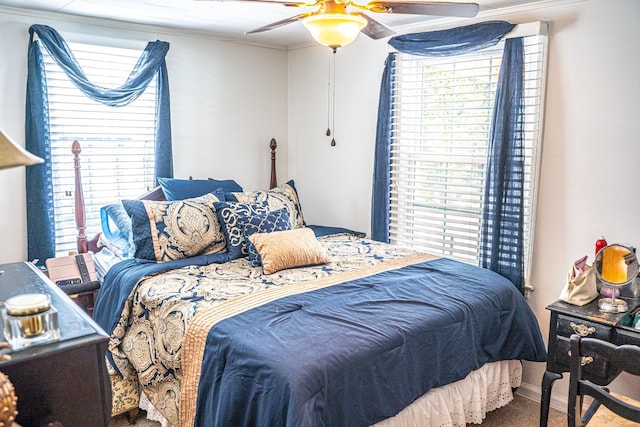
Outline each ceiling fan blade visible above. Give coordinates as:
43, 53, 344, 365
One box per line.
197, 0, 309, 5
245, 13, 309, 34
354, 12, 395, 40
366, 1, 479, 18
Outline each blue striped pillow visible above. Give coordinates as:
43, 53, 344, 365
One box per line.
240, 208, 292, 266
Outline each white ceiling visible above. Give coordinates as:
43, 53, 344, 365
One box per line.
0, 0, 540, 49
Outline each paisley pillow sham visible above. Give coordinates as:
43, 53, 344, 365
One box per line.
122, 191, 226, 262
226, 179, 306, 229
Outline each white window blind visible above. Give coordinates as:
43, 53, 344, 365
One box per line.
389, 34, 547, 280
42, 41, 157, 256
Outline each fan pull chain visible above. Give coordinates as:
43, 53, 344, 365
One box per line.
329, 49, 337, 146
325, 49, 331, 136
326, 48, 331, 137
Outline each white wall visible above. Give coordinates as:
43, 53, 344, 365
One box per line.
288, 40, 385, 232
288, 0, 640, 409
0, 8, 288, 263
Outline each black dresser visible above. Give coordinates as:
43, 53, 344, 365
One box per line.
540, 298, 640, 427
0, 262, 111, 427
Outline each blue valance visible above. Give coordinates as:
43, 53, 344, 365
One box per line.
388, 20, 516, 56
26, 24, 173, 262
29, 24, 169, 107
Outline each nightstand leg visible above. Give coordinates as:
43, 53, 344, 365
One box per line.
540, 370, 562, 427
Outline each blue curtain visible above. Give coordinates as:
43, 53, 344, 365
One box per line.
26, 24, 173, 262
479, 38, 525, 292
371, 53, 396, 243
372, 21, 526, 292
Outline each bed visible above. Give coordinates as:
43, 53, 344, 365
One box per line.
72, 139, 547, 427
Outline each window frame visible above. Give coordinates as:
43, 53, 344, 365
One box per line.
388, 23, 548, 287
40, 40, 158, 256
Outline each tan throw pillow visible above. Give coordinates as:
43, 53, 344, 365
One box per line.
249, 228, 330, 275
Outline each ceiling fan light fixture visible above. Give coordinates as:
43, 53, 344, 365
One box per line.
302, 13, 367, 50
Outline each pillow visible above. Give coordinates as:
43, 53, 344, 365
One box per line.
214, 201, 269, 260
158, 177, 243, 201
122, 191, 226, 262
100, 202, 134, 258
239, 208, 292, 266
248, 228, 330, 275
227, 179, 305, 229
96, 233, 128, 261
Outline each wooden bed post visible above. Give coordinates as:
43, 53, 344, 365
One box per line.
72, 140, 89, 254
270, 138, 277, 189
73, 141, 101, 254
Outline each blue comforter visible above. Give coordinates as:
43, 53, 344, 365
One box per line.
192, 258, 546, 426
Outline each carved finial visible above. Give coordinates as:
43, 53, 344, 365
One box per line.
72, 140, 88, 253
269, 138, 278, 189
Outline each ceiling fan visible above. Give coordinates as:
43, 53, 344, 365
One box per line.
207, 0, 479, 51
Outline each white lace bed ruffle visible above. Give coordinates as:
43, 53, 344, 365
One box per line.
375, 360, 522, 427
139, 359, 521, 427
139, 391, 171, 427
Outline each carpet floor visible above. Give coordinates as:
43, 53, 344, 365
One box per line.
108, 394, 568, 426
470, 394, 565, 426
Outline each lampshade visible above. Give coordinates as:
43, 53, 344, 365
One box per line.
302, 13, 367, 50
0, 129, 44, 170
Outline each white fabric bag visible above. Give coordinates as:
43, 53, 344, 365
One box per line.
559, 255, 599, 306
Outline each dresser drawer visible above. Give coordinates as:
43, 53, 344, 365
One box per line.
555, 336, 611, 381
556, 315, 612, 340
553, 314, 618, 384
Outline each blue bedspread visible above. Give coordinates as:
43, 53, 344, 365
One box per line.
193, 258, 546, 426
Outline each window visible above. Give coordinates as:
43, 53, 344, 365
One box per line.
389, 33, 547, 280
41, 42, 157, 256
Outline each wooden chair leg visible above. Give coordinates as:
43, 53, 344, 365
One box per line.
126, 407, 140, 425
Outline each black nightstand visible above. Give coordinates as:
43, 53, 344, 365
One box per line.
540, 298, 640, 427
0, 262, 111, 427
58, 280, 101, 317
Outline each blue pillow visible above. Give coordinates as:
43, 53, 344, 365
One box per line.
214, 201, 268, 260
240, 208, 292, 266
158, 177, 242, 201
123, 191, 226, 262
100, 202, 134, 257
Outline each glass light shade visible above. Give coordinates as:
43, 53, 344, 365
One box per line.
302, 13, 367, 49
